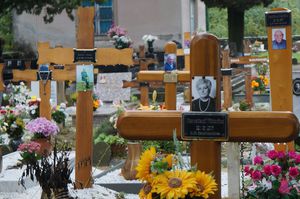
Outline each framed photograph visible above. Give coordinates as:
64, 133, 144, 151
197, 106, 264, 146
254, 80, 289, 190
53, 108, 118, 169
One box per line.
76, 64, 94, 91
293, 78, 300, 96
191, 76, 216, 112
164, 53, 176, 71
272, 28, 286, 50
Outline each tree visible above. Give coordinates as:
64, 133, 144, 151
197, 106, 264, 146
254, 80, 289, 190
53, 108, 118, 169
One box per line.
0, 0, 104, 23
201, 0, 274, 54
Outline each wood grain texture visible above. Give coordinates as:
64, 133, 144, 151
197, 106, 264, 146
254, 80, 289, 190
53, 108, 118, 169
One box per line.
77, 7, 94, 49
38, 46, 134, 66
222, 50, 232, 109
165, 83, 176, 110
117, 111, 298, 142
190, 33, 221, 199
164, 41, 177, 54
39, 81, 51, 120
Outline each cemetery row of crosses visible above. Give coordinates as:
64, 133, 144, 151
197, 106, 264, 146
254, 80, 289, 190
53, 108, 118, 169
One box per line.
0, 7, 300, 199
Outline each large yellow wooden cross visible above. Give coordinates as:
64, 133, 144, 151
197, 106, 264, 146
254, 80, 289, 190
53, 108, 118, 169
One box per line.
117, 33, 299, 198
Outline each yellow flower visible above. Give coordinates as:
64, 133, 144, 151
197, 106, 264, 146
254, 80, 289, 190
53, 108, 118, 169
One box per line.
263, 77, 269, 86
163, 154, 173, 169
191, 171, 218, 199
139, 183, 154, 199
153, 170, 197, 199
251, 80, 259, 88
31, 96, 37, 100
136, 147, 156, 182
93, 100, 99, 109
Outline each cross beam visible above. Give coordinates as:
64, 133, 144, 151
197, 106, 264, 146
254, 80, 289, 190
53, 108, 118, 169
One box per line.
117, 111, 298, 142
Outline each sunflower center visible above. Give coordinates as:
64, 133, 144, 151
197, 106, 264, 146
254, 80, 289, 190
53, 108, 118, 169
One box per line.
168, 177, 182, 188
143, 183, 152, 195
197, 183, 204, 192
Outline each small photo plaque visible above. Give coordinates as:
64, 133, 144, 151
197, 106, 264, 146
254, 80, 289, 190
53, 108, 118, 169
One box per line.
293, 78, 300, 96
74, 48, 96, 63
181, 112, 228, 141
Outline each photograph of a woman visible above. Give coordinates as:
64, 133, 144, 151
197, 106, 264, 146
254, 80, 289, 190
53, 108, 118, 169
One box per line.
191, 76, 216, 112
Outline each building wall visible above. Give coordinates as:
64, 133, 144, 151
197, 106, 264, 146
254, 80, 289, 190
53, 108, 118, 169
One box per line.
12, 1, 206, 52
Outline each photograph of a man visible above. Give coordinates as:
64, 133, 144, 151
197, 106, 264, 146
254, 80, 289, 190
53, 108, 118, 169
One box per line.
272, 28, 286, 50
164, 54, 176, 71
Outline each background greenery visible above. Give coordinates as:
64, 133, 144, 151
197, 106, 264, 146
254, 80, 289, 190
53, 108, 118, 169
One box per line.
207, 0, 300, 38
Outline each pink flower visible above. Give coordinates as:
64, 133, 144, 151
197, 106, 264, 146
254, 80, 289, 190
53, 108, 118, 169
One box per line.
251, 170, 262, 181
263, 165, 272, 176
267, 150, 278, 160
288, 151, 297, 159
253, 156, 263, 165
289, 167, 299, 178
271, 165, 282, 176
245, 165, 253, 176
279, 179, 292, 195
278, 151, 286, 159
295, 155, 300, 164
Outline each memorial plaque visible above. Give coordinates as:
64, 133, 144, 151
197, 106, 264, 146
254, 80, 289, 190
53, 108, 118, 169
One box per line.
163, 73, 178, 83
181, 112, 228, 141
74, 48, 96, 63
265, 11, 291, 27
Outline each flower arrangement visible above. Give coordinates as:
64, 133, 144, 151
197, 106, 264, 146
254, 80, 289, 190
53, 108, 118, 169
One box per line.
107, 24, 132, 49
18, 141, 41, 165
251, 75, 269, 93
245, 150, 300, 198
136, 132, 218, 199
0, 107, 25, 139
19, 143, 73, 198
142, 34, 158, 43
27, 96, 41, 119
3, 82, 30, 106
26, 117, 59, 139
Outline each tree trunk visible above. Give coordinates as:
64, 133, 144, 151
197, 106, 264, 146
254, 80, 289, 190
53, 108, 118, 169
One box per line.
228, 7, 245, 55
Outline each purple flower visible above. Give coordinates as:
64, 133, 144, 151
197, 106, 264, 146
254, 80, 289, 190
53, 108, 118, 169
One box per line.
278, 151, 286, 159
26, 117, 59, 138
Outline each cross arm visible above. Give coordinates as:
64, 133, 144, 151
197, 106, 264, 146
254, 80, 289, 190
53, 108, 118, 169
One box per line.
117, 111, 299, 142
137, 71, 190, 82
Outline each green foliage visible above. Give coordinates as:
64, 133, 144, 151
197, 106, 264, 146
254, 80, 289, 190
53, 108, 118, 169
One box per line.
93, 118, 117, 140
94, 133, 127, 145
141, 140, 186, 154
202, 0, 273, 10
0, 11, 13, 50
0, 0, 106, 24
51, 110, 66, 124
239, 99, 251, 111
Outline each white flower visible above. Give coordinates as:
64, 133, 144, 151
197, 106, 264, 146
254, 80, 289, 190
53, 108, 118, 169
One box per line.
261, 178, 272, 190
142, 34, 158, 43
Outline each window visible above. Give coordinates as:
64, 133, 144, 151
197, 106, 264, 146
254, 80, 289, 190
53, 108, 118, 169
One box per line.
95, 0, 113, 36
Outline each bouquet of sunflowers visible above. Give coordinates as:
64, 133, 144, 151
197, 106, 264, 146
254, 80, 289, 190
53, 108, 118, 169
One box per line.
136, 133, 217, 199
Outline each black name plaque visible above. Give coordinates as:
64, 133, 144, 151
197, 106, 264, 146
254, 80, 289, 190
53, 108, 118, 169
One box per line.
74, 48, 96, 63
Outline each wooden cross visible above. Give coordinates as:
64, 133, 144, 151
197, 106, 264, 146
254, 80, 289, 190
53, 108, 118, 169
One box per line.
116, 33, 299, 198
136, 41, 190, 110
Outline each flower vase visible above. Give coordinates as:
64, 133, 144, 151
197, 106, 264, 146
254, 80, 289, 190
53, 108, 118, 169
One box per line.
121, 142, 142, 180
147, 41, 154, 54
33, 138, 52, 156
9, 137, 23, 151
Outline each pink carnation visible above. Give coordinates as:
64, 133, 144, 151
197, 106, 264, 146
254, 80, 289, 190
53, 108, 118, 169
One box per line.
245, 165, 253, 176
279, 179, 292, 195
295, 155, 300, 164
267, 150, 278, 160
289, 167, 299, 178
263, 165, 272, 176
253, 156, 263, 165
251, 170, 262, 181
288, 151, 297, 159
277, 151, 285, 159
271, 165, 282, 176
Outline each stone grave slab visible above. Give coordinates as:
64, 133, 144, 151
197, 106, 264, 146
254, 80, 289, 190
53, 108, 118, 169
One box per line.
293, 70, 300, 120
95, 72, 131, 102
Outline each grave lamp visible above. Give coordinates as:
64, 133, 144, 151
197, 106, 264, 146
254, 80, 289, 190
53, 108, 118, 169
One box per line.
37, 64, 52, 95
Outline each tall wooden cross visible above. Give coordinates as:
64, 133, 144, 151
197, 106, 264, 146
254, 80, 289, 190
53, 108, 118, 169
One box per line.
117, 33, 299, 198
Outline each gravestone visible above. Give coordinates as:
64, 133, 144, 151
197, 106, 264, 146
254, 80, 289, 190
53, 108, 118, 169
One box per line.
95, 72, 131, 102
292, 70, 300, 119
30, 81, 58, 106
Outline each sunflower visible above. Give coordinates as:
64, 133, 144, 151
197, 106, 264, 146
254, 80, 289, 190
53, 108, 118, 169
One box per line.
163, 154, 173, 169
136, 147, 156, 181
191, 170, 218, 199
154, 170, 197, 199
139, 183, 154, 199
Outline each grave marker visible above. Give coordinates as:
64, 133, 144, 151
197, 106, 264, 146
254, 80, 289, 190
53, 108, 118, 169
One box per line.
117, 33, 299, 198
266, 8, 294, 151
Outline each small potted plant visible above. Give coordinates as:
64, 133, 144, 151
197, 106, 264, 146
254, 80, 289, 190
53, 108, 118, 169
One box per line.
26, 117, 59, 156
19, 142, 73, 199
